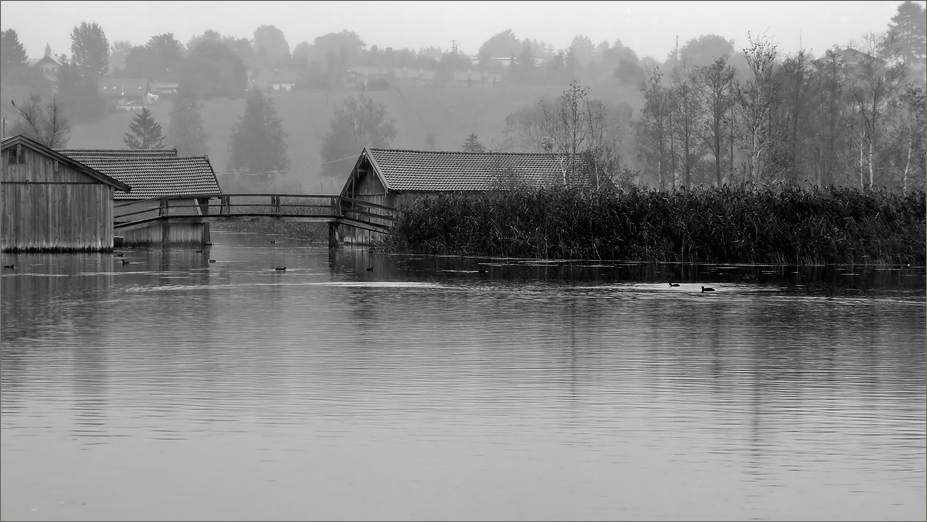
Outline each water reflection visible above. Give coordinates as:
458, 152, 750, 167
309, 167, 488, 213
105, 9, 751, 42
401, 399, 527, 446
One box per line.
1, 233, 924, 520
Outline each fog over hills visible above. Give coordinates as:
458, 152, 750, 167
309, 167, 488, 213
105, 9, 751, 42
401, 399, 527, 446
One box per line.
2, 1, 924, 193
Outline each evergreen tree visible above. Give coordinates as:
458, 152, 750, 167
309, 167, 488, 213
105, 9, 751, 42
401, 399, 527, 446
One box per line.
167, 92, 208, 156
514, 43, 537, 85
463, 133, 485, 152
124, 108, 165, 149
1, 30, 29, 72
227, 88, 289, 185
887, 1, 927, 66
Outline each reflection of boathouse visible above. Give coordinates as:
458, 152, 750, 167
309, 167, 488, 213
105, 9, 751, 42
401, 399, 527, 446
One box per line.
1, 134, 131, 251
57, 148, 222, 246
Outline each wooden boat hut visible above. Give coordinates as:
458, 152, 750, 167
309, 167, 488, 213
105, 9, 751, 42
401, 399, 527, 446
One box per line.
56, 148, 222, 246
336, 147, 570, 244
1, 134, 131, 252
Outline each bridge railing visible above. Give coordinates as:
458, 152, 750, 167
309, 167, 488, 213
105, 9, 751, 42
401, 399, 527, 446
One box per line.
114, 194, 398, 230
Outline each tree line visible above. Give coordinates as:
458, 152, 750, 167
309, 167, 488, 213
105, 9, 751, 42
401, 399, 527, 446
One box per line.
1, 2, 924, 194
634, 25, 925, 193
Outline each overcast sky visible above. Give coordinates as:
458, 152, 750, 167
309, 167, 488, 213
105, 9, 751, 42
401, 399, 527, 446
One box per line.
1, 1, 915, 62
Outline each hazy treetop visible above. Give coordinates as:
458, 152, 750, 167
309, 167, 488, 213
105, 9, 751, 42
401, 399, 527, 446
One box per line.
1, 1, 912, 64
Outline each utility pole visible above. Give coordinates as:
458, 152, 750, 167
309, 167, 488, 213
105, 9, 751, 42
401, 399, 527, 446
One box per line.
451, 40, 458, 55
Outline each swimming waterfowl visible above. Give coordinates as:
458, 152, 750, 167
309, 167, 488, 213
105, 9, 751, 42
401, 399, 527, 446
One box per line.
274, 266, 286, 271
120, 259, 131, 265
701, 286, 715, 292
3, 263, 14, 269
208, 259, 217, 263
366, 267, 374, 271
669, 282, 680, 287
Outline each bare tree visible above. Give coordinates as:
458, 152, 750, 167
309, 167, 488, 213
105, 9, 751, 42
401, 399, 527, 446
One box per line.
538, 81, 622, 188
639, 67, 671, 190
540, 81, 592, 184
735, 31, 779, 185
849, 32, 907, 188
670, 61, 703, 189
776, 49, 813, 182
806, 49, 851, 187
894, 85, 925, 193
697, 56, 736, 187
10, 94, 71, 148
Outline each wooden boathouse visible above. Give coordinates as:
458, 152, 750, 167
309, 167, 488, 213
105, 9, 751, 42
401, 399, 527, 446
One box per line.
56, 148, 222, 246
1, 134, 131, 252
337, 148, 569, 244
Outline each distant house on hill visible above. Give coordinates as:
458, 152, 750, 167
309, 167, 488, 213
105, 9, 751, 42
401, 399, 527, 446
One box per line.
342, 66, 390, 90
1, 134, 131, 251
336, 147, 573, 244
391, 67, 437, 87
815, 47, 886, 68
150, 82, 180, 97
56, 148, 222, 246
99, 78, 151, 109
452, 70, 503, 87
33, 55, 61, 82
251, 69, 298, 92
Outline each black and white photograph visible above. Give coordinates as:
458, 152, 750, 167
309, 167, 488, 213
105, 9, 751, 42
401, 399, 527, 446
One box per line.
1, 1, 925, 520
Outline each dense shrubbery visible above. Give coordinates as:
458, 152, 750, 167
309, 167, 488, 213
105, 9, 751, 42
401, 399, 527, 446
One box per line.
381, 186, 926, 265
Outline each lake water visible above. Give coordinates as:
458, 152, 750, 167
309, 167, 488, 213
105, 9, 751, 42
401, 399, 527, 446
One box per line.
2, 231, 924, 521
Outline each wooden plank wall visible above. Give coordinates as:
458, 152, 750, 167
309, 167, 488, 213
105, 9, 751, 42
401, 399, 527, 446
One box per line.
116, 198, 208, 246
2, 146, 113, 251
122, 223, 206, 246
338, 170, 388, 246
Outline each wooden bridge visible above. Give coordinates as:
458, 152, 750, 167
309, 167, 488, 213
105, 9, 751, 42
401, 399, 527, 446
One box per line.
114, 194, 398, 246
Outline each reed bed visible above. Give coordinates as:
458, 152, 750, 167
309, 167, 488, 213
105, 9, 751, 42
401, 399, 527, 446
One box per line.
380, 186, 926, 265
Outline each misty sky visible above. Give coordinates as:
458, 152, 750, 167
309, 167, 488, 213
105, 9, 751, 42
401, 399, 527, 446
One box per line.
1, 1, 916, 62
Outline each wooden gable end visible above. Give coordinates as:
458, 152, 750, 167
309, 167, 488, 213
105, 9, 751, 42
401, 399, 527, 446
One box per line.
1, 138, 118, 251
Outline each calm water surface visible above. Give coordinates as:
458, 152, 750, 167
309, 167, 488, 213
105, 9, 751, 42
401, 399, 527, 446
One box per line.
2, 232, 924, 521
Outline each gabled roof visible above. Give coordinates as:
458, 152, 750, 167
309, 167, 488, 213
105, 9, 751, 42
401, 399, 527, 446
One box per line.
33, 55, 60, 68
1, 134, 131, 192
346, 66, 390, 77
344, 147, 570, 194
56, 148, 221, 200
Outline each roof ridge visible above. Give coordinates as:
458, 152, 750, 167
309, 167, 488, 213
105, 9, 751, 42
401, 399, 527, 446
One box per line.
368, 148, 567, 157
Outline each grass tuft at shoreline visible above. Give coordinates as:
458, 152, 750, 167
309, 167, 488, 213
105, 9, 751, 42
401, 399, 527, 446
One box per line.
377, 186, 926, 265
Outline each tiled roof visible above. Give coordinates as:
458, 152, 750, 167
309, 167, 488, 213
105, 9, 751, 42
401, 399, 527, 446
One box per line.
364, 148, 570, 192
56, 149, 221, 200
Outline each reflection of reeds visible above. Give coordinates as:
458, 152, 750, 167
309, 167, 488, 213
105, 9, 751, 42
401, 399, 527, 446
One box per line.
381, 186, 926, 265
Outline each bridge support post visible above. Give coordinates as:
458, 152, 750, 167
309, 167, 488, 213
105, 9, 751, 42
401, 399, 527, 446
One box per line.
328, 222, 338, 249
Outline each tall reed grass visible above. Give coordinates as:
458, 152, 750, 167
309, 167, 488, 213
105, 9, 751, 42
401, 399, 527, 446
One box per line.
380, 186, 926, 265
